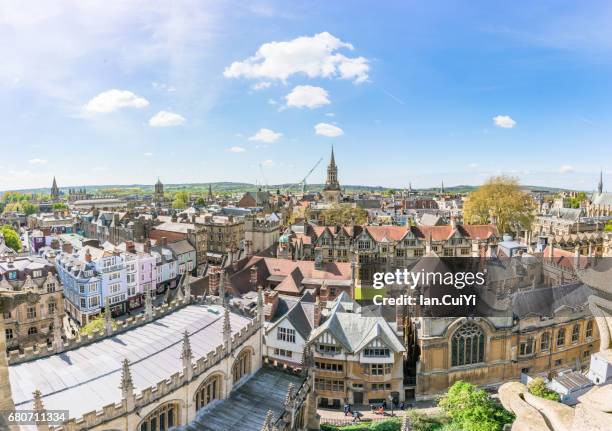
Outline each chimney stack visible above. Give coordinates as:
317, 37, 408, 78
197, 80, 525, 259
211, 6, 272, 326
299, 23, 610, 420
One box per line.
126, 241, 135, 253
144, 239, 151, 253
161, 237, 167, 247
250, 265, 258, 289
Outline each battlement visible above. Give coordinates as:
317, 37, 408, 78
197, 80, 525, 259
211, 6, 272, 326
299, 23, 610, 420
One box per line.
8, 298, 188, 365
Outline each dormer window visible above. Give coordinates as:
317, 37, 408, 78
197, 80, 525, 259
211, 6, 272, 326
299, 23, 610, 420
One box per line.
317, 344, 340, 354
364, 348, 390, 357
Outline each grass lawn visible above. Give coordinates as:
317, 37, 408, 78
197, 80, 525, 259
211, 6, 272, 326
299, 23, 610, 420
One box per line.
321, 418, 401, 431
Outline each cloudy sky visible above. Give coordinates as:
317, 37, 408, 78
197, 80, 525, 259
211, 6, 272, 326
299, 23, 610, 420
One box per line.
1, 1, 611, 191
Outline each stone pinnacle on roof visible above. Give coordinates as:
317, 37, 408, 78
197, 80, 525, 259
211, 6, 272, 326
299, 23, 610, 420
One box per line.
223, 305, 232, 352
261, 410, 274, 431
284, 383, 295, 408
53, 307, 63, 352
144, 285, 153, 321
119, 358, 134, 397
32, 388, 45, 412
256, 286, 264, 322
104, 297, 113, 336
180, 330, 193, 361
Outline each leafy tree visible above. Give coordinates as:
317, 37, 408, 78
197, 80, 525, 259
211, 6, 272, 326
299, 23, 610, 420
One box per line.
0, 225, 22, 252
438, 381, 514, 431
195, 196, 206, 206
52, 202, 69, 211
568, 192, 587, 209
527, 377, 560, 402
2, 200, 39, 215
463, 176, 534, 235
172, 191, 190, 209
319, 204, 368, 225
604, 220, 612, 232
80, 313, 116, 336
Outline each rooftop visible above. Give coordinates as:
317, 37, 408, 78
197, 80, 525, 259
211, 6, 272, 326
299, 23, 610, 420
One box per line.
9, 304, 252, 421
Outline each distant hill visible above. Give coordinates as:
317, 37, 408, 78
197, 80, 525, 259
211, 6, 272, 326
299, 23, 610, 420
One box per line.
4, 182, 572, 195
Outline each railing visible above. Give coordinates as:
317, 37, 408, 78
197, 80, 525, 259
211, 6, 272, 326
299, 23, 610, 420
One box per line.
320, 416, 392, 426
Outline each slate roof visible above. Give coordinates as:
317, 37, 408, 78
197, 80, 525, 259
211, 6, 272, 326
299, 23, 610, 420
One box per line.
8, 304, 252, 421
167, 239, 196, 256
267, 292, 316, 341
179, 367, 305, 431
310, 294, 405, 354
511, 283, 593, 318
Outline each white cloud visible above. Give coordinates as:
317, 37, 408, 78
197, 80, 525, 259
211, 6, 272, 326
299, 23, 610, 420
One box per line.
325, 112, 335, 117
261, 159, 274, 166
227, 146, 246, 153
560, 165, 575, 173
314, 122, 343, 137
144, 152, 153, 157
84, 89, 149, 113
224, 32, 369, 83
28, 158, 48, 165
285, 85, 330, 109
493, 115, 517, 129
251, 81, 271, 91
249, 128, 282, 143
149, 111, 186, 127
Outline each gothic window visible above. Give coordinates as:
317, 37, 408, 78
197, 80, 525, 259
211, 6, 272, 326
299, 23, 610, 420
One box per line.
586, 321, 593, 339
195, 375, 221, 410
556, 328, 566, 347
451, 323, 485, 367
232, 349, 251, 383
139, 402, 179, 431
571, 324, 580, 343
28, 327, 38, 336
540, 333, 550, 351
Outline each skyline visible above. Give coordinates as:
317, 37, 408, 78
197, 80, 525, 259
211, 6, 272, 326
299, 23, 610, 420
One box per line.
2, 1, 612, 190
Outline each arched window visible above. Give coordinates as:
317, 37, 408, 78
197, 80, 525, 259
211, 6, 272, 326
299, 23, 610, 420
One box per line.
540, 332, 550, 351
28, 327, 38, 336
571, 324, 580, 343
139, 402, 179, 431
232, 349, 251, 383
556, 328, 566, 347
451, 323, 485, 367
586, 321, 593, 339
195, 375, 221, 410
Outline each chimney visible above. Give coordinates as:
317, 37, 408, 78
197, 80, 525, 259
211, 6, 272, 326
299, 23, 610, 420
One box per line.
84, 248, 92, 262
161, 237, 167, 247
450, 215, 457, 230
126, 241, 135, 253
62, 242, 73, 254
209, 269, 220, 295
313, 297, 321, 327
144, 239, 151, 253
263, 289, 279, 321
191, 214, 196, 223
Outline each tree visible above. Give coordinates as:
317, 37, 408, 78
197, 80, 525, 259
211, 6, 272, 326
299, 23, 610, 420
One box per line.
569, 192, 587, 209
195, 196, 206, 206
463, 176, 534, 235
319, 204, 368, 225
80, 314, 116, 336
604, 220, 612, 232
52, 202, 68, 211
0, 225, 21, 252
172, 191, 190, 209
438, 380, 514, 431
527, 377, 560, 402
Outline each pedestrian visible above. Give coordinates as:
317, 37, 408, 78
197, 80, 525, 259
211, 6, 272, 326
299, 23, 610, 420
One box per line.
343, 403, 349, 416
352, 411, 362, 423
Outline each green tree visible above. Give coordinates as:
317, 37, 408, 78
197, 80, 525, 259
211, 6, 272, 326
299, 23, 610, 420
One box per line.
0, 225, 22, 252
195, 196, 206, 206
464, 176, 534, 235
569, 192, 587, 209
80, 314, 116, 336
527, 377, 560, 402
319, 204, 368, 225
52, 202, 69, 211
438, 381, 514, 431
172, 191, 190, 209
604, 220, 612, 232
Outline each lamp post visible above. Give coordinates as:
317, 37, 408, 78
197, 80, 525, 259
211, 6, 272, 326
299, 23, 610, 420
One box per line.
388, 394, 394, 416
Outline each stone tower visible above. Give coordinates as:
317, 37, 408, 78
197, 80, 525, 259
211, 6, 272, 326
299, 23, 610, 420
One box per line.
322, 146, 341, 203
154, 178, 164, 206
598, 170, 604, 195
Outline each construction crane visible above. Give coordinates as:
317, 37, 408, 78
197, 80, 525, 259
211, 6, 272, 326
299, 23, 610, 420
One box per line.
258, 163, 268, 190
296, 157, 323, 193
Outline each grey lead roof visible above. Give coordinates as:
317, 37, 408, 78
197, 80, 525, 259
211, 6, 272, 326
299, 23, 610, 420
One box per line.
9, 304, 251, 421
179, 367, 305, 431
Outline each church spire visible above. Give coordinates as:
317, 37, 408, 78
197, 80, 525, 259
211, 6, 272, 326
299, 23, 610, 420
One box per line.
598, 170, 604, 194
51, 177, 60, 201
330, 145, 336, 167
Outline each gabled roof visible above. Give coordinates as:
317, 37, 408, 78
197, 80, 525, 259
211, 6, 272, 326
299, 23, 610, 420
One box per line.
267, 292, 315, 341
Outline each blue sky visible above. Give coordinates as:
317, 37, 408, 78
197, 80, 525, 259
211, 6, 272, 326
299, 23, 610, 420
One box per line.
1, 0, 611, 191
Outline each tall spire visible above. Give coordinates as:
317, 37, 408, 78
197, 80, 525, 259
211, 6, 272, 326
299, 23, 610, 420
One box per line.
598, 170, 604, 194
330, 145, 336, 167
51, 176, 60, 201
